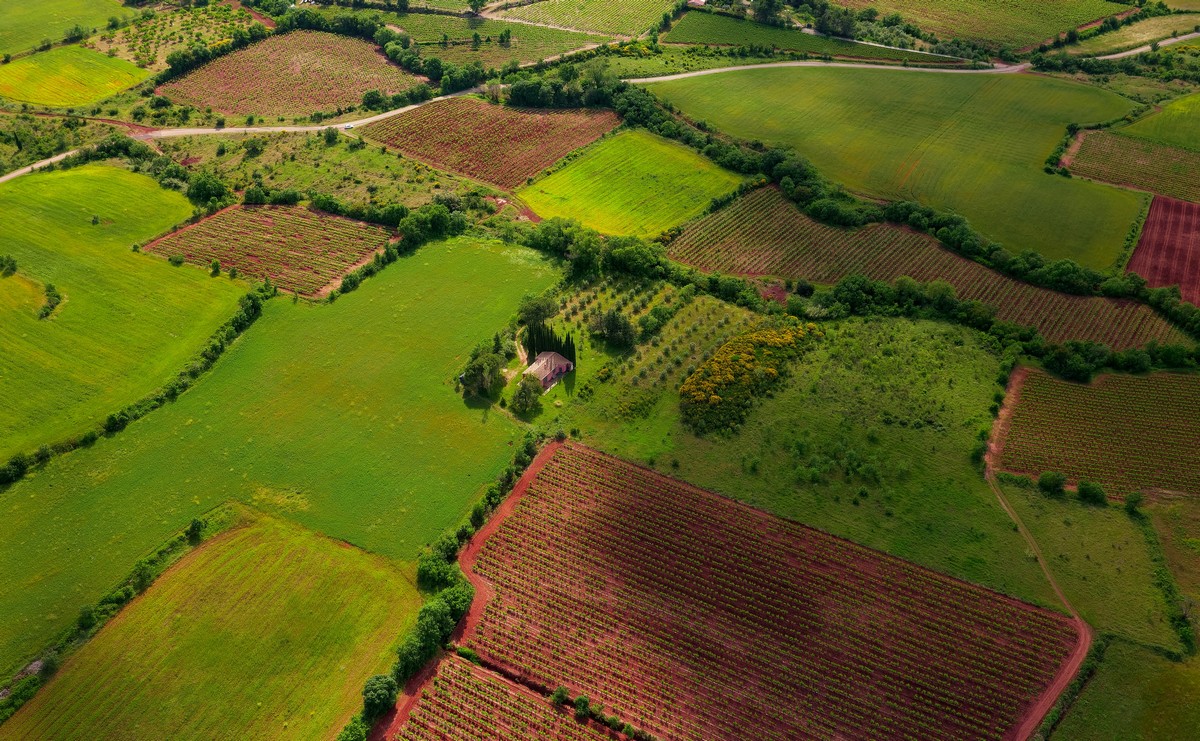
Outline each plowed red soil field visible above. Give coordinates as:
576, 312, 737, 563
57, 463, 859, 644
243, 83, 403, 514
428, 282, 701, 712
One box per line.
670, 188, 1186, 350
1128, 196, 1200, 305
461, 443, 1083, 741
146, 205, 389, 295
361, 97, 620, 189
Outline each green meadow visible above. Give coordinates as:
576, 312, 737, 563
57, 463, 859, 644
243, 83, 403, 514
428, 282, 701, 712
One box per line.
0, 0, 129, 56
1122, 90, 1200, 151
647, 67, 1142, 269
4, 515, 420, 740
0, 164, 244, 460
517, 129, 746, 238
0, 45, 148, 107
0, 237, 558, 677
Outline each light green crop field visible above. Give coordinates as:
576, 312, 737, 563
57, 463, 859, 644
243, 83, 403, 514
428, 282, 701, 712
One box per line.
499, 0, 675, 36
0, 237, 557, 677
0, 45, 149, 107
647, 67, 1142, 269
1070, 14, 1200, 56
835, 0, 1125, 47
1005, 484, 1180, 651
549, 316, 1058, 608
1054, 640, 1200, 739
517, 129, 746, 238
0, 164, 244, 461
4, 516, 421, 740
0, 0, 129, 56
1122, 90, 1200, 151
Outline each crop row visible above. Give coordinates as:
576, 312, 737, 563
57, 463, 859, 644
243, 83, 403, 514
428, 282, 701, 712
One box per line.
1128, 196, 1200, 305
1071, 130, 1200, 203
396, 655, 611, 740
160, 31, 422, 116
362, 97, 619, 189
670, 187, 1186, 349
999, 368, 1200, 497
466, 443, 1079, 741
146, 206, 389, 295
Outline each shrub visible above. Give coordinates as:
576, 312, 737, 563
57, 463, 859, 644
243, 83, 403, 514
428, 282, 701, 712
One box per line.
550, 686, 570, 705
1038, 471, 1067, 498
362, 674, 399, 719
1125, 492, 1145, 516
574, 695, 591, 721
1077, 480, 1106, 506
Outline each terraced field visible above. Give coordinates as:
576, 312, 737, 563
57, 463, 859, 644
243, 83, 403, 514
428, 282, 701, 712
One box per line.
670, 188, 1186, 348
362, 97, 620, 189
1071, 130, 1200, 202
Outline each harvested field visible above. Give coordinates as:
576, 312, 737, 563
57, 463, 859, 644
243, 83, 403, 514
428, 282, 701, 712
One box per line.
1071, 130, 1200, 202
670, 188, 1187, 349
463, 443, 1082, 741
997, 368, 1200, 497
394, 655, 612, 740
1128, 196, 1200, 305
145, 206, 390, 295
159, 30, 422, 116
362, 98, 620, 189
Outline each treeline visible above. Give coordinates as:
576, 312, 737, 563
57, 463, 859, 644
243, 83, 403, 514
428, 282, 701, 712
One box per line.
1032, 45, 1200, 84
160, 22, 271, 81
1039, 2, 1176, 52
523, 322, 576, 364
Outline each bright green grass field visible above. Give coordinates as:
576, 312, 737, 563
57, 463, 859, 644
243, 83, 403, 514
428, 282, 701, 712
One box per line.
1122, 90, 1200, 151
1005, 484, 1180, 651
0, 45, 149, 107
0, 237, 557, 677
0, 165, 244, 461
647, 67, 1142, 269
1070, 14, 1200, 56
1053, 640, 1200, 739
4, 516, 421, 740
0, 0, 129, 56
550, 316, 1058, 608
517, 129, 746, 238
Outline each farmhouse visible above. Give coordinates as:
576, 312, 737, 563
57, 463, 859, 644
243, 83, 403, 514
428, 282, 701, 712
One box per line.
525, 351, 574, 389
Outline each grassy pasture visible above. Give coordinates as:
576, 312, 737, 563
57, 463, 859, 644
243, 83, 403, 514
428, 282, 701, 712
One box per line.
0, 0, 129, 56
498, 0, 676, 36
1071, 130, 1200, 201
0, 45, 149, 107
4, 515, 421, 740
1122, 90, 1200, 151
647, 67, 1142, 269
0, 236, 557, 677
1070, 13, 1200, 56
0, 164, 244, 462
516, 129, 746, 237
834, 0, 1125, 47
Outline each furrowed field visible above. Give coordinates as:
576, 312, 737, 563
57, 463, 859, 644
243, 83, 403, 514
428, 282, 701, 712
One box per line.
498, 0, 676, 36
466, 444, 1080, 740
0, 45, 149, 107
517, 129, 746, 237
362, 97, 620, 189
1121, 90, 1200, 151
0, 164, 244, 462
671, 187, 1184, 348
1128, 196, 1200, 305
663, 11, 965, 64
396, 655, 613, 740
0, 237, 557, 677
0, 0, 130, 56
146, 206, 391, 296
159, 31, 422, 116
3, 516, 421, 740
1071, 130, 1200, 202
998, 368, 1200, 497
834, 0, 1125, 46
647, 67, 1142, 269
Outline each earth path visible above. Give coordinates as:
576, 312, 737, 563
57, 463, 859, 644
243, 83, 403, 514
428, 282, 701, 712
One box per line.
1096, 30, 1200, 59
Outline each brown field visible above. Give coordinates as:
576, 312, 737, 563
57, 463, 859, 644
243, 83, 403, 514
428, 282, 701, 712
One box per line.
361, 97, 620, 189
1070, 130, 1200, 203
670, 187, 1187, 349
1128, 196, 1200, 305
159, 31, 422, 116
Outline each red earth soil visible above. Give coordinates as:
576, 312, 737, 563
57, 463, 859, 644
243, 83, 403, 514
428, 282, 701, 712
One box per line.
459, 442, 1082, 741
1128, 196, 1200, 305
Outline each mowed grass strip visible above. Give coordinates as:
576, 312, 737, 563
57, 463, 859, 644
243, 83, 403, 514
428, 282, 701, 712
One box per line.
647, 67, 1141, 269
0, 45, 149, 107
999, 368, 1200, 497
1072, 130, 1200, 202
498, 0, 676, 36
0, 0, 130, 56
362, 97, 620, 189
0, 236, 556, 678
159, 30, 422, 116
0, 164, 245, 461
146, 206, 391, 296
4, 516, 421, 740
669, 187, 1185, 349
516, 129, 746, 237
1121, 90, 1200, 152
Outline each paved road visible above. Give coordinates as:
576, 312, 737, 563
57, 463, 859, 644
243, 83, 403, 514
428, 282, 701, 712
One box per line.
1096, 30, 1200, 59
